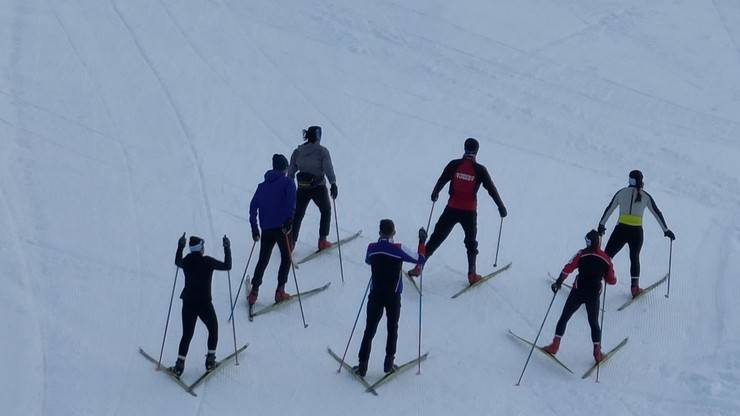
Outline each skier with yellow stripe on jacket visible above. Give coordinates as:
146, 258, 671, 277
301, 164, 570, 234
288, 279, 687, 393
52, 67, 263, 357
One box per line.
597, 170, 675, 298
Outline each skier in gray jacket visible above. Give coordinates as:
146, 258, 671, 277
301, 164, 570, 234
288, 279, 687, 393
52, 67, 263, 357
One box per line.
288, 125, 338, 251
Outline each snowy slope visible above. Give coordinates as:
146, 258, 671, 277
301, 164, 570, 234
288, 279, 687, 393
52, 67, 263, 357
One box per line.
1, 0, 739, 415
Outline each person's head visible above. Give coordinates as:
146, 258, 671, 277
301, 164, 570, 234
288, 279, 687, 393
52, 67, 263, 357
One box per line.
303, 126, 322, 143
464, 137, 479, 156
584, 229, 600, 250
189, 236, 205, 254
379, 219, 396, 239
272, 153, 289, 172
628, 170, 644, 188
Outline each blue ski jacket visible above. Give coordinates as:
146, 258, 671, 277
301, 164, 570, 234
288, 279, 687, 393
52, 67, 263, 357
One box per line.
250, 170, 297, 234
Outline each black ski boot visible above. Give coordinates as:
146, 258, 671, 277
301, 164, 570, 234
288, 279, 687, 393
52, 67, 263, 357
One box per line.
169, 358, 185, 378
352, 361, 368, 377
383, 355, 398, 373
205, 352, 217, 371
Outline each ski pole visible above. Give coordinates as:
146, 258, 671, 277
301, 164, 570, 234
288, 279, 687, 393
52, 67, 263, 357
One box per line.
157, 263, 181, 370
596, 282, 608, 383
332, 198, 345, 285
286, 234, 308, 328
226, 268, 240, 365
417, 267, 424, 375
337, 277, 372, 373
665, 239, 673, 299
494, 217, 504, 267
425, 202, 436, 233
229, 240, 257, 322
515, 290, 557, 386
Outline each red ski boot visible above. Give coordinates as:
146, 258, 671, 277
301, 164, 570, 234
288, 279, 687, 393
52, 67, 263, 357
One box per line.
407, 265, 422, 277
248, 290, 258, 306
593, 343, 604, 363
318, 238, 332, 251
631, 285, 644, 298
467, 272, 483, 285
275, 287, 291, 303
543, 336, 561, 355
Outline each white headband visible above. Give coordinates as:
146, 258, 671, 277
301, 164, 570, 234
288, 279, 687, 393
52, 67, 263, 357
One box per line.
190, 242, 204, 253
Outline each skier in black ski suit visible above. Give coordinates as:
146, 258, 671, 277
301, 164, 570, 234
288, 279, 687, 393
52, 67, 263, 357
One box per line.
171, 234, 232, 377
597, 170, 675, 297
543, 230, 616, 363
353, 219, 426, 377
287, 125, 338, 251
408, 138, 506, 284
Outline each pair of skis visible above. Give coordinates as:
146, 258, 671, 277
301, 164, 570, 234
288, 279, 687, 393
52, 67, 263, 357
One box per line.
248, 282, 331, 321
548, 273, 668, 311
404, 262, 513, 298
139, 344, 249, 396
327, 347, 428, 395
508, 330, 628, 379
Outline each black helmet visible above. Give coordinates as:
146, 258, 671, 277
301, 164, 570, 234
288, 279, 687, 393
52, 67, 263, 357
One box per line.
303, 126, 322, 143
464, 138, 479, 154
584, 229, 600, 249
629, 170, 644, 188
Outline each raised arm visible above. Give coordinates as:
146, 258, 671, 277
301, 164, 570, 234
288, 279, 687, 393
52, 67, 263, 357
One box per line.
208, 243, 232, 271
175, 233, 186, 268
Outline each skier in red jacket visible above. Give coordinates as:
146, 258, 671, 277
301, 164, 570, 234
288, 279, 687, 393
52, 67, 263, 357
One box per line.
408, 138, 506, 284
543, 230, 617, 363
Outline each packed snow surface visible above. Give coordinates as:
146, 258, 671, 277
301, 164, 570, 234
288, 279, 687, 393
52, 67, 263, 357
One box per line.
2, 0, 740, 415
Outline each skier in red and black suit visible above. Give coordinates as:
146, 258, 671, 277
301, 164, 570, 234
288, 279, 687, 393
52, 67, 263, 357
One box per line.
170, 234, 232, 377
408, 138, 506, 284
353, 219, 426, 377
543, 230, 617, 363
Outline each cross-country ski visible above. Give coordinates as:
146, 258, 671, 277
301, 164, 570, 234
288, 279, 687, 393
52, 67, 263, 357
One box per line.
451, 262, 512, 299
617, 275, 669, 311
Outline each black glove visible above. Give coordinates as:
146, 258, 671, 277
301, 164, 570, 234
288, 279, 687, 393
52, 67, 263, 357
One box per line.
252, 230, 260, 242
664, 229, 675, 240
498, 206, 507, 218
431, 192, 439, 202
222, 235, 231, 249
282, 220, 292, 235
597, 224, 606, 236
418, 227, 428, 243
330, 183, 338, 199
550, 281, 561, 293
178, 233, 186, 249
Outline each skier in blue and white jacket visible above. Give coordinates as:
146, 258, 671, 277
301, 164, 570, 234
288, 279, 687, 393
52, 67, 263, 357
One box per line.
354, 219, 426, 377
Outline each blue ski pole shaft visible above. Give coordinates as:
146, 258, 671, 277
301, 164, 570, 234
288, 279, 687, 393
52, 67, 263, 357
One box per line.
515, 291, 557, 386
286, 234, 308, 328
229, 241, 256, 322
333, 199, 345, 285
596, 282, 608, 383
158, 266, 180, 370
338, 277, 372, 373
226, 268, 240, 365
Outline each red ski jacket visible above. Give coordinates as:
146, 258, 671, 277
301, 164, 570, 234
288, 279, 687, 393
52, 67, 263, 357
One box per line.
432, 155, 504, 212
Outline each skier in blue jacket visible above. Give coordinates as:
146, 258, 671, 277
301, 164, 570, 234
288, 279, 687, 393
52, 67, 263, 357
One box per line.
248, 154, 297, 305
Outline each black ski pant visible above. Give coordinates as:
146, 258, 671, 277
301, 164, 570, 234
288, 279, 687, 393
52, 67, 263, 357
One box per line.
605, 223, 643, 280
291, 185, 331, 245
358, 293, 401, 364
554, 287, 601, 343
178, 301, 218, 357
251, 228, 291, 293
425, 207, 478, 273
